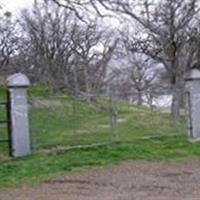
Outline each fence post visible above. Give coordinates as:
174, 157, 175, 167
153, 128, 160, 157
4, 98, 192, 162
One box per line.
7, 73, 31, 157
185, 68, 200, 139
109, 90, 118, 142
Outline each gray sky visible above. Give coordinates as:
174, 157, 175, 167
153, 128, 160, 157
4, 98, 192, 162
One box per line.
0, 0, 32, 13
0, 0, 121, 28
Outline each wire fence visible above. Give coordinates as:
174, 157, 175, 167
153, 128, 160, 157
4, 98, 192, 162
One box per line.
28, 92, 187, 153
29, 94, 113, 152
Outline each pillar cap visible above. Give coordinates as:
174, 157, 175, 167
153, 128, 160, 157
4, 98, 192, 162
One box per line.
7, 73, 30, 87
185, 69, 200, 81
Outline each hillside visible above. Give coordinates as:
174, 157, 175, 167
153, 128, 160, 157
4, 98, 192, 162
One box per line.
0, 85, 192, 189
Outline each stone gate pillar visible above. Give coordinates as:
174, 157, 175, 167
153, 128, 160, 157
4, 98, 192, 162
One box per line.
185, 68, 200, 139
7, 73, 31, 157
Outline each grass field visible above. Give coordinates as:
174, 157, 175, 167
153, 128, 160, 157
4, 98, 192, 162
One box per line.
0, 85, 196, 189
28, 94, 187, 150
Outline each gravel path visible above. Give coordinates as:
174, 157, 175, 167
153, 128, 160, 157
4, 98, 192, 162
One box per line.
1, 160, 200, 200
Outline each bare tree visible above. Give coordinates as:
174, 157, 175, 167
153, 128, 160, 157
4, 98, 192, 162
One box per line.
0, 11, 18, 75
88, 0, 199, 122
19, 2, 81, 90
126, 54, 157, 106
46, 0, 91, 21
70, 23, 118, 96
108, 47, 159, 106
19, 1, 117, 96
47, 0, 200, 121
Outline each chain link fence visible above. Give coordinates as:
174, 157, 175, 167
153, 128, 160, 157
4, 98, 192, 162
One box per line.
29, 94, 116, 152
29, 92, 187, 153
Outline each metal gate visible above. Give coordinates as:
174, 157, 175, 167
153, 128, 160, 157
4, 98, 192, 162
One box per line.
0, 90, 11, 156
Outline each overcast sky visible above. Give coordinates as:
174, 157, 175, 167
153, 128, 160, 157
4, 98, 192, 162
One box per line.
0, 0, 121, 29
0, 0, 32, 14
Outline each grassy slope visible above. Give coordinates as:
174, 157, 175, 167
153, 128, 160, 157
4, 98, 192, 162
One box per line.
29, 95, 187, 149
0, 85, 197, 189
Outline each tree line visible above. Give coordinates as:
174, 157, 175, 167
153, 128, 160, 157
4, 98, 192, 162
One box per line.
1, 0, 200, 122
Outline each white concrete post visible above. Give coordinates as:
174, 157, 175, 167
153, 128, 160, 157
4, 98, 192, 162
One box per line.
185, 68, 200, 139
7, 73, 31, 157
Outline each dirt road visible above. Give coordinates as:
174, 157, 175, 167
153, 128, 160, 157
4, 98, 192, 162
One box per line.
1, 160, 200, 200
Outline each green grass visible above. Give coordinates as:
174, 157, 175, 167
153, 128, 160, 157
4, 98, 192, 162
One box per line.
28, 95, 187, 150
0, 135, 200, 189
29, 96, 113, 149
0, 85, 194, 189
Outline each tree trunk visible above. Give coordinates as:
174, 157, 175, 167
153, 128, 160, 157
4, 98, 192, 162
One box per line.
83, 64, 92, 103
170, 77, 183, 123
137, 90, 143, 106
72, 69, 80, 95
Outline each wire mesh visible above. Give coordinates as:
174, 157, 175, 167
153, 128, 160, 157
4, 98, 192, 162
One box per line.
112, 92, 187, 142
29, 94, 117, 152
29, 92, 187, 153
